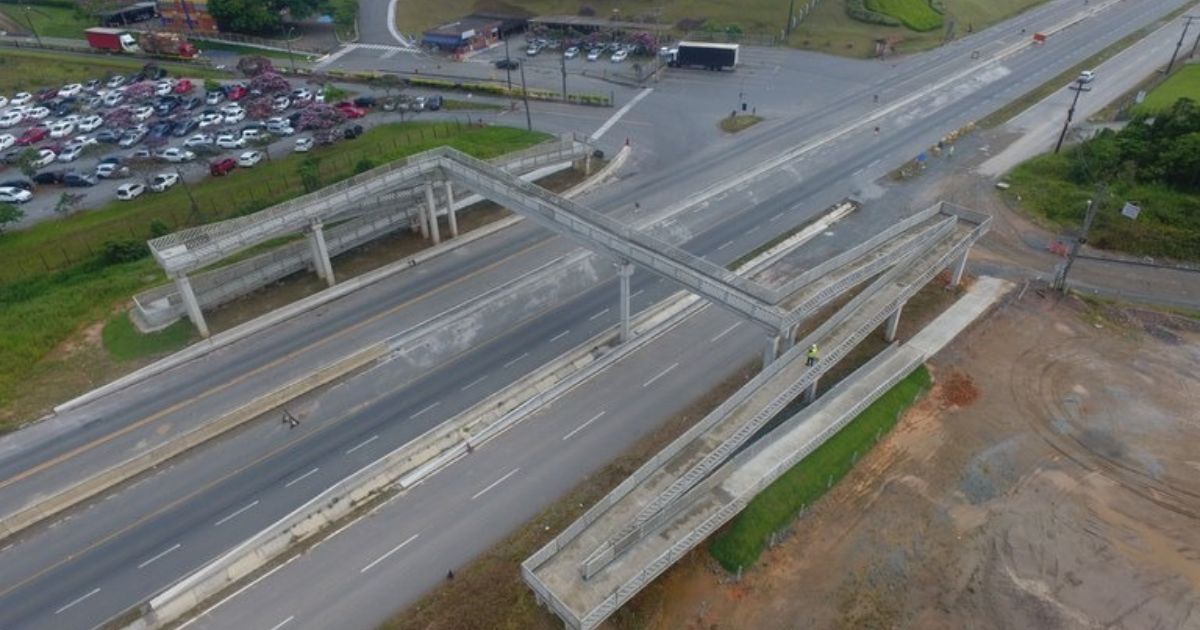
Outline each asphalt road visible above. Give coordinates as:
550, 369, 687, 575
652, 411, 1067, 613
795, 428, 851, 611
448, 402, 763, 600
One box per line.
0, 0, 1192, 627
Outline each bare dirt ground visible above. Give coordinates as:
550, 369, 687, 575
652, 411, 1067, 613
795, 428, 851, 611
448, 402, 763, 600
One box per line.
634, 290, 1200, 630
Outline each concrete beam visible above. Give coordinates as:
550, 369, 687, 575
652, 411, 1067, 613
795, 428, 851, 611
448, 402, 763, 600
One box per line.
444, 180, 458, 238
884, 303, 904, 342
310, 221, 335, 286
950, 248, 969, 287
174, 273, 209, 338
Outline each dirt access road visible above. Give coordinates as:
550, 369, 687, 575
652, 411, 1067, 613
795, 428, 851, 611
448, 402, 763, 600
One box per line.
629, 290, 1200, 630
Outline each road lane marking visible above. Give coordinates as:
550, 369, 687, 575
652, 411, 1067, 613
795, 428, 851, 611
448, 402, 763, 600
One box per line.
562, 411, 607, 441
711, 322, 742, 342
588, 308, 610, 321
717, 240, 734, 250
630, 289, 644, 299
214, 500, 259, 526
769, 212, 784, 222
461, 375, 488, 391
642, 363, 679, 388
268, 615, 296, 630
346, 435, 379, 454
549, 329, 571, 342
359, 533, 420, 573
502, 352, 529, 368
590, 87, 652, 140
284, 467, 320, 488
137, 543, 181, 569
177, 556, 299, 630
471, 468, 520, 500
410, 401, 441, 419
54, 587, 100, 615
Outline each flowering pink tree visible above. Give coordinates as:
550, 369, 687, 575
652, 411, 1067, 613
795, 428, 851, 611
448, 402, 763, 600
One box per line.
104, 106, 134, 128
249, 71, 290, 95
296, 104, 345, 131
123, 82, 154, 102
237, 56, 275, 78
243, 95, 274, 120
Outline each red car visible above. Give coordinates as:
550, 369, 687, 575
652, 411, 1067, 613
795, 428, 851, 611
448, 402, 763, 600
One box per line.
173, 79, 194, 94
226, 85, 248, 101
16, 126, 49, 146
335, 102, 366, 119
209, 157, 237, 176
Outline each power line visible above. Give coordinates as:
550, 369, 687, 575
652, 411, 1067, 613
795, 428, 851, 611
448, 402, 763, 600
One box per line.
1165, 15, 1199, 74
1054, 79, 1090, 154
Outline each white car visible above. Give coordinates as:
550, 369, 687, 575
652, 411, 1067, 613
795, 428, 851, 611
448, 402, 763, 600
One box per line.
0, 111, 21, 128
241, 128, 267, 142
223, 109, 246, 124
154, 80, 176, 96
0, 186, 33, 204
32, 148, 56, 168
272, 96, 291, 111
215, 134, 245, 149
267, 124, 294, 136
78, 114, 104, 132
1078, 70, 1096, 83
586, 48, 602, 61
59, 83, 83, 97
10, 92, 32, 106
48, 120, 76, 139
106, 75, 127, 89
159, 147, 196, 162
25, 107, 50, 121
290, 88, 312, 102
564, 46, 580, 59
205, 90, 224, 105
611, 49, 629, 63
294, 137, 314, 152
65, 135, 98, 150
95, 162, 129, 179
0, 96, 7, 109
183, 133, 214, 148
197, 112, 223, 128
132, 105, 155, 122
237, 150, 262, 167
149, 172, 179, 192
219, 103, 243, 115
116, 182, 145, 200
102, 91, 125, 107
0, 133, 14, 151
56, 145, 84, 162
60, 114, 82, 127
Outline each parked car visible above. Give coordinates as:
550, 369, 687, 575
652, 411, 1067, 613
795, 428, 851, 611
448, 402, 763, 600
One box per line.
352, 96, 376, 108
25, 106, 50, 121
149, 172, 179, 192
335, 102, 366, 118
78, 114, 104, 132
0, 133, 14, 151
65, 135, 98, 151
0, 111, 23, 128
425, 95, 443, 111
225, 85, 248, 101
272, 95, 291, 111
28, 148, 56, 168
119, 127, 148, 147
60, 83, 83, 97
0, 178, 33, 191
0, 186, 32, 204
266, 121, 294, 136
155, 98, 180, 117
197, 112, 223, 128
173, 79, 194, 94
116, 182, 145, 199
95, 129, 123, 144
64, 171, 98, 187
237, 150, 263, 167
343, 124, 364, 140
294, 136, 314, 152
105, 75, 128, 89
56, 145, 84, 162
132, 105, 155, 122
10, 92, 33, 106
102, 91, 125, 107
154, 80, 176, 97
183, 133, 214, 148
215, 133, 245, 149
16, 126, 50, 146
171, 118, 199, 137
564, 46, 580, 59
586, 48, 602, 61
159, 147, 196, 163
290, 88, 312, 102
611, 49, 629, 63
223, 109, 246, 124
181, 96, 202, 111
35, 87, 58, 102
32, 170, 64, 185
209, 157, 237, 176
95, 161, 130, 179
48, 120, 75, 139
84, 78, 101, 91
240, 128, 267, 142
205, 90, 224, 105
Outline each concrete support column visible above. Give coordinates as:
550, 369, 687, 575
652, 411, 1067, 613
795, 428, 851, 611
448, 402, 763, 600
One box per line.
950, 248, 969, 287
779, 325, 798, 354
762, 333, 781, 368
309, 220, 335, 286
307, 227, 325, 279
174, 273, 209, 338
424, 180, 440, 245
584, 152, 593, 176
618, 262, 634, 343
884, 302, 904, 342
803, 378, 819, 403
443, 180, 458, 238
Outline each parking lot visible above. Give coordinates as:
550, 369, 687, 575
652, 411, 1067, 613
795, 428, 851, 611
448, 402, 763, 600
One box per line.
0, 65, 445, 225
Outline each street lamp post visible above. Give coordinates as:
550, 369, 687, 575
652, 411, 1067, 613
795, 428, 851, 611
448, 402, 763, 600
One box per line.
286, 26, 297, 74
23, 6, 42, 47
503, 35, 513, 90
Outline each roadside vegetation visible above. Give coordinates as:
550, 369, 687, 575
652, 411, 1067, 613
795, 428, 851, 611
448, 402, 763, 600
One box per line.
0, 49, 229, 95
719, 114, 762, 133
1134, 63, 1200, 114
0, 3, 92, 39
0, 122, 548, 429
1007, 98, 1200, 262
101, 313, 195, 361
865, 0, 943, 32
708, 365, 931, 571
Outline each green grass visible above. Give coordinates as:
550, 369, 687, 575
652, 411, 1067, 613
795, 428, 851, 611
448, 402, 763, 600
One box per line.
866, 0, 943, 32
198, 40, 316, 63
1135, 64, 1200, 114
102, 312, 195, 361
0, 4, 93, 39
0, 122, 547, 419
709, 365, 931, 571
1007, 152, 1200, 261
719, 114, 762, 133
0, 49, 230, 94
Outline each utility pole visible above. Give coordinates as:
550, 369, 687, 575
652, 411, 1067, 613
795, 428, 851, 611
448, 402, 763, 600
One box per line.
503, 35, 513, 90
23, 6, 42, 47
1055, 190, 1103, 293
518, 61, 532, 132
560, 47, 567, 102
1192, 16, 1200, 58
1166, 15, 1198, 74
785, 0, 796, 38
1054, 79, 1090, 154
285, 26, 297, 74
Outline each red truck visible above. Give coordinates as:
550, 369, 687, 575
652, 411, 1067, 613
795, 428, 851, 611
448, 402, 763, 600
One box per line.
85, 28, 199, 60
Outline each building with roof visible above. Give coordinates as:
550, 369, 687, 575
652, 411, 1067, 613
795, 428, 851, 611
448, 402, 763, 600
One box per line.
155, 0, 219, 33
421, 16, 502, 53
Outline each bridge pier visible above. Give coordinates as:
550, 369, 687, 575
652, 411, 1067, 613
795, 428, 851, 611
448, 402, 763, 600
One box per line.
307, 220, 335, 286
762, 333, 780, 368
803, 377, 819, 404
444, 180, 458, 238
950, 248, 969, 287
173, 273, 209, 338
618, 261, 634, 343
424, 180, 441, 245
884, 302, 904, 342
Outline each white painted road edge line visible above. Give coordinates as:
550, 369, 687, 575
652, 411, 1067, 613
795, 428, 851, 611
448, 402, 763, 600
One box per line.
137, 543, 182, 569
54, 587, 99, 615
711, 322, 742, 343
590, 88, 653, 141
177, 556, 299, 630
267, 614, 296, 630
345, 435, 379, 455
214, 500, 259, 527
562, 411, 607, 441
471, 468, 520, 500
284, 468, 320, 488
359, 533, 420, 573
642, 362, 680, 388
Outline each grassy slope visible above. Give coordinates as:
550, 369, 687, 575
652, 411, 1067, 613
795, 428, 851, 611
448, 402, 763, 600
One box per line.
867, 0, 944, 32
0, 5, 92, 39
0, 123, 548, 427
1007, 152, 1200, 261
0, 49, 228, 94
709, 365, 932, 571
1135, 64, 1200, 113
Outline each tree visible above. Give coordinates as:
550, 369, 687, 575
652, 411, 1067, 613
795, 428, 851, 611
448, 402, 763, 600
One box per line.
14, 148, 40, 178
237, 55, 276, 78
331, 0, 357, 28
53, 192, 86, 218
124, 81, 155, 102
296, 103, 345, 131
250, 71, 291, 94
243, 95, 274, 120
204, 78, 222, 93
104, 106, 135, 129
0, 203, 23, 235
370, 74, 404, 99
298, 155, 322, 192
208, 0, 279, 34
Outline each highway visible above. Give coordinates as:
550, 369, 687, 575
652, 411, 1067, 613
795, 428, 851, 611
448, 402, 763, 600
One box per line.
0, 0, 1193, 627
